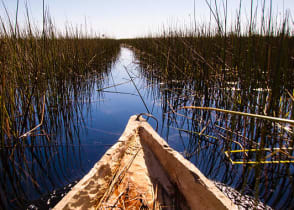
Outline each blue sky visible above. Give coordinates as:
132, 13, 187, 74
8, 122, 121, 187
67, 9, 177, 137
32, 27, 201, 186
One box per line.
1, 0, 293, 38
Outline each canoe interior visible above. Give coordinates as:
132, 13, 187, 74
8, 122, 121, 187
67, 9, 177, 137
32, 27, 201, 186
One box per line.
54, 115, 236, 210
96, 130, 189, 209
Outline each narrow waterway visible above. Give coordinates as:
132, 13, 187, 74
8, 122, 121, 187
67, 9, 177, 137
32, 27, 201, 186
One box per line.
2, 47, 293, 209
11, 47, 187, 209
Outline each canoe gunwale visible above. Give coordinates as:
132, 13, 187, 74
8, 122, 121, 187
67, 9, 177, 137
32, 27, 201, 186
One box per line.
53, 119, 138, 209
137, 119, 237, 210
54, 115, 237, 210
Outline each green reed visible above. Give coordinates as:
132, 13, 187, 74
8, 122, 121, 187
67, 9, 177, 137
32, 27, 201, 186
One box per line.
0, 10, 120, 208
122, 1, 294, 208
136, 58, 293, 208
0, 12, 120, 140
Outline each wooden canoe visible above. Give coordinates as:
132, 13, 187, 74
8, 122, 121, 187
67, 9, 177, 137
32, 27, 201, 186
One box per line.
54, 115, 237, 210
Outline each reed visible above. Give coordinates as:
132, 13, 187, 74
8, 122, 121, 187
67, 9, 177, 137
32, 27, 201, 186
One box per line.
0, 9, 120, 208
122, 1, 294, 208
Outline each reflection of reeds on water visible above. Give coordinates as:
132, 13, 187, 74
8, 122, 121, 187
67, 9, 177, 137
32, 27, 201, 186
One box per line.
0, 10, 120, 208
135, 63, 293, 208
123, 1, 294, 208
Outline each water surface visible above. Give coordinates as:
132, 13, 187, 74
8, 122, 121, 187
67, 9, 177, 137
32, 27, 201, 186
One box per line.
1, 47, 293, 209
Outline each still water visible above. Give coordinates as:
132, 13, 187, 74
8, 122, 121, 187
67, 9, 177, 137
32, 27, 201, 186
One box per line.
1, 47, 293, 209
1, 47, 187, 209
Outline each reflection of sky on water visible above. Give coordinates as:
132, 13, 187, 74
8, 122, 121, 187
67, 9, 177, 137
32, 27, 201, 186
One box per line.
71, 46, 293, 209
43, 46, 187, 192
77, 47, 188, 170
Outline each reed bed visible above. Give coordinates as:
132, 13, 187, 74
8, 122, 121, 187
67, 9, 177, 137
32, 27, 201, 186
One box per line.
132, 50, 294, 209
123, 1, 294, 208
0, 11, 120, 208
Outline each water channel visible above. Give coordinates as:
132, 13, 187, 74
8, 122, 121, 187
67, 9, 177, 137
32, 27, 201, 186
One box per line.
1, 47, 293, 209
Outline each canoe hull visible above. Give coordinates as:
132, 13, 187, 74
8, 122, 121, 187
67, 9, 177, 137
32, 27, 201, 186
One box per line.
54, 115, 237, 210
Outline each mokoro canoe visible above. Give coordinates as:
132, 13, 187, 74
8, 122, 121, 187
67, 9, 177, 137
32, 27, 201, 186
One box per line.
54, 115, 237, 210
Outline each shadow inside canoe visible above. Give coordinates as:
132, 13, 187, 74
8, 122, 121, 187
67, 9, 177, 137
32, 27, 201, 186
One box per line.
139, 139, 190, 210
